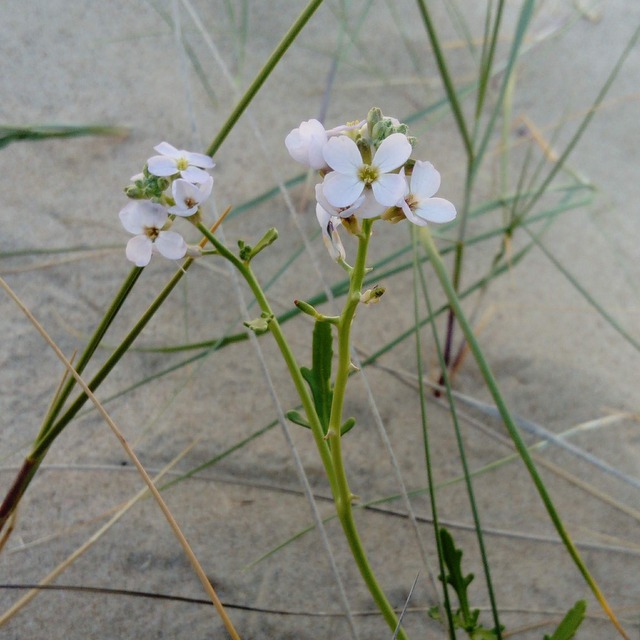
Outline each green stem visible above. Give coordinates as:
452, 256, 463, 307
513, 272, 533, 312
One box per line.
326, 219, 409, 640
199, 220, 407, 638
194, 223, 337, 495
34, 266, 143, 450
0, 250, 205, 534
205, 0, 324, 158
419, 226, 629, 639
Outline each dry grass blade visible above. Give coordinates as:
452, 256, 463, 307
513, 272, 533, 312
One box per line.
0, 275, 243, 640
0, 440, 197, 626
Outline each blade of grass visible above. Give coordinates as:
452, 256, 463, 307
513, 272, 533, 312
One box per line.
418, 226, 629, 639
414, 228, 502, 638
414, 0, 473, 158
0, 124, 127, 150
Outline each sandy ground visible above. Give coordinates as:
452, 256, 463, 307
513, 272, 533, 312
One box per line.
0, 1, 639, 638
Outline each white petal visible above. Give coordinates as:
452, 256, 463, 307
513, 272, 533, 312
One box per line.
354, 191, 386, 219
315, 183, 363, 217
180, 165, 212, 184
168, 203, 198, 216
197, 175, 214, 200
285, 129, 308, 165
373, 133, 412, 173
322, 171, 364, 208
147, 155, 179, 177
285, 120, 328, 169
372, 173, 407, 207
126, 235, 153, 266
401, 200, 428, 227
315, 204, 345, 261
325, 119, 366, 137
153, 141, 180, 158
155, 231, 188, 260
322, 136, 362, 174
183, 150, 215, 169
171, 179, 200, 205
411, 161, 441, 199
119, 201, 167, 234
315, 201, 332, 228
413, 197, 457, 223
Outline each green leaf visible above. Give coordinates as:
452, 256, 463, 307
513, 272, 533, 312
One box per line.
440, 528, 474, 627
286, 410, 311, 429
340, 417, 356, 436
300, 320, 334, 434
543, 600, 586, 640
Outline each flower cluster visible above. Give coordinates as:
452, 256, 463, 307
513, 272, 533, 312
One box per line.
119, 143, 215, 266
285, 108, 456, 261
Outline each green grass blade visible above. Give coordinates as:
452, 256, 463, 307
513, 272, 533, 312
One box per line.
419, 226, 629, 639
0, 124, 127, 150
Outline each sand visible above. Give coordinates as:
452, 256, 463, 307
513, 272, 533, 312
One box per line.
0, 1, 639, 638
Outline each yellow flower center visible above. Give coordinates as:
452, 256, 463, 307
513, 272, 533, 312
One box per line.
176, 157, 189, 171
358, 164, 379, 185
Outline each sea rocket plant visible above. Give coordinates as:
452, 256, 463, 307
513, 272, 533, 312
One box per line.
286, 108, 457, 261
119, 142, 215, 265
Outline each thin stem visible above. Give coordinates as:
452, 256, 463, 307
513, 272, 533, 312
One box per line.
34, 266, 143, 450
416, 233, 502, 638
411, 232, 456, 638
0, 275, 242, 640
0, 224, 220, 533
414, 0, 473, 158
419, 226, 629, 640
194, 222, 337, 494
204, 0, 324, 157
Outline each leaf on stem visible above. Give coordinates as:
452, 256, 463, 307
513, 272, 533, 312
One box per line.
543, 600, 587, 640
300, 320, 334, 434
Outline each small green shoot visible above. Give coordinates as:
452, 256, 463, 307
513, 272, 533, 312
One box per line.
544, 600, 587, 640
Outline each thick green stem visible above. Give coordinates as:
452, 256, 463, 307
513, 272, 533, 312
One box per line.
326, 219, 409, 640
199, 220, 407, 638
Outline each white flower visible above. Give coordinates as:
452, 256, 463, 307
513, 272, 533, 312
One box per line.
285, 119, 367, 171
322, 133, 412, 208
285, 119, 329, 170
315, 182, 385, 221
168, 176, 213, 216
147, 142, 215, 183
398, 161, 457, 226
119, 200, 187, 266
316, 203, 345, 262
